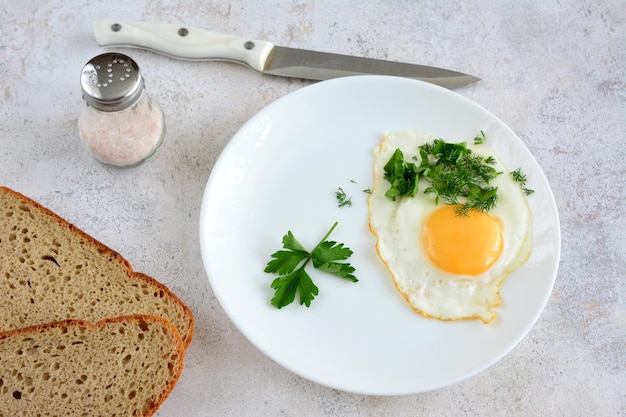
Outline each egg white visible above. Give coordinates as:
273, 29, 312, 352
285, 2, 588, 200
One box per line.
368, 130, 532, 323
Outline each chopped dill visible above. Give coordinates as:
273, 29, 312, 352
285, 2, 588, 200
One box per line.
511, 168, 535, 196
335, 187, 353, 208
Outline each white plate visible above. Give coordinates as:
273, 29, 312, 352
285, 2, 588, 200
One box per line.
199, 76, 560, 395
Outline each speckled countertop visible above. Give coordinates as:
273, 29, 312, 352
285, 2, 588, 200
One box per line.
1, 1, 624, 416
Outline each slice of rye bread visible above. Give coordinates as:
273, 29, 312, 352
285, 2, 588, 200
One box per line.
0, 314, 184, 417
0, 186, 194, 348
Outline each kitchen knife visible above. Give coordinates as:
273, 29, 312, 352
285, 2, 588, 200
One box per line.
93, 20, 479, 89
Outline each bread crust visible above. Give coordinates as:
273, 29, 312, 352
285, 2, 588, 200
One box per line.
0, 186, 194, 348
0, 314, 184, 417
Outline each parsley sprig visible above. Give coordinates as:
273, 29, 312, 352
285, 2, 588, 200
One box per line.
384, 138, 502, 216
264, 222, 357, 309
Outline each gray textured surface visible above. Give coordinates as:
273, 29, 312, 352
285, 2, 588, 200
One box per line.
1, 1, 624, 416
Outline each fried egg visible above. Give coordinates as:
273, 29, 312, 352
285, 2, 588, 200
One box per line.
368, 130, 532, 323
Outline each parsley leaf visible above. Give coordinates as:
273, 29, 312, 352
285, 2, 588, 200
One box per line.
264, 231, 309, 274
311, 240, 357, 280
269, 268, 316, 309
264, 222, 357, 309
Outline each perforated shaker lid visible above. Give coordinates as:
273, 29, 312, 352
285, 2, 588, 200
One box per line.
80, 53, 144, 112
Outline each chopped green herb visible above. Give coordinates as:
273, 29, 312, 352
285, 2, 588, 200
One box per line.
264, 222, 357, 309
473, 130, 486, 145
363, 187, 372, 194
383, 148, 420, 201
384, 136, 502, 215
511, 168, 535, 196
335, 187, 353, 208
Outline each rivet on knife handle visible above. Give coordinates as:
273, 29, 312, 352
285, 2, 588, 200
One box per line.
92, 19, 274, 72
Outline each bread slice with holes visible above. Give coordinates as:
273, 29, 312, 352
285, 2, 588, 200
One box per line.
0, 186, 194, 348
0, 314, 184, 417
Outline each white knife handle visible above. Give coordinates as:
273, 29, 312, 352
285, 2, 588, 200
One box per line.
93, 19, 274, 72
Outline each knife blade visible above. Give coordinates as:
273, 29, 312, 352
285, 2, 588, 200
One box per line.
93, 20, 479, 89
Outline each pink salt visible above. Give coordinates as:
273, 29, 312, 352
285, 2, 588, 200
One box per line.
78, 94, 164, 166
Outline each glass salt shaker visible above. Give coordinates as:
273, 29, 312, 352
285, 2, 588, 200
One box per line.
78, 53, 165, 167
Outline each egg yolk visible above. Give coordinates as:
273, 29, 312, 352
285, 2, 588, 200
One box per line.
422, 205, 503, 275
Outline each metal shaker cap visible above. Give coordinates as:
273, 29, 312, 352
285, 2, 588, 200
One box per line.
80, 53, 144, 112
